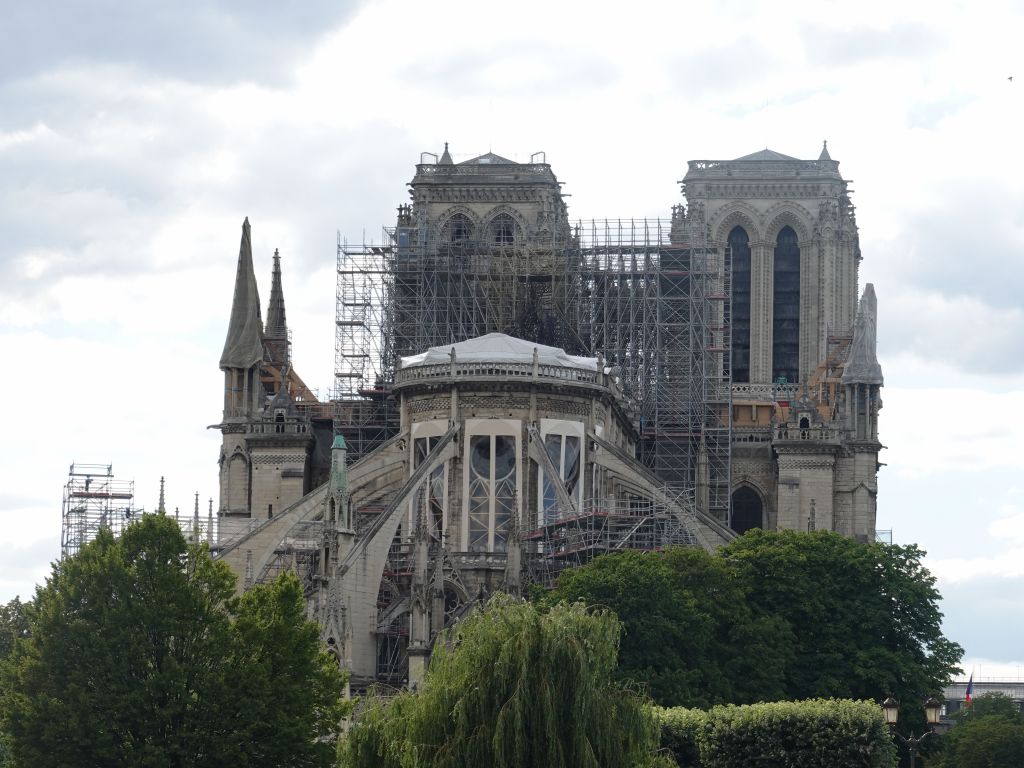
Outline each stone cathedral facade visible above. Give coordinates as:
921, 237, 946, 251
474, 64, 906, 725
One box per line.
211, 143, 883, 684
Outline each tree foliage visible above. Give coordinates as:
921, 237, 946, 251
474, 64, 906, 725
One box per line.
932, 715, 1024, 768
954, 691, 1023, 723
720, 531, 962, 728
546, 547, 791, 707
932, 692, 1024, 768
339, 594, 664, 768
0, 599, 29, 663
655, 699, 897, 768
0, 513, 345, 768
545, 531, 962, 715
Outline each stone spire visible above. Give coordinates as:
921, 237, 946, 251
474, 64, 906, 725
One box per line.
266, 248, 288, 340
818, 140, 832, 161
219, 218, 264, 370
439, 141, 453, 165
264, 248, 290, 367
842, 284, 884, 385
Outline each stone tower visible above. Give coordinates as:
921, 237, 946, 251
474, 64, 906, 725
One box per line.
683, 145, 882, 541
683, 143, 860, 387
216, 219, 317, 543
391, 143, 574, 362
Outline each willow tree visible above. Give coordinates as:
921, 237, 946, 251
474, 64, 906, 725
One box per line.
340, 594, 664, 768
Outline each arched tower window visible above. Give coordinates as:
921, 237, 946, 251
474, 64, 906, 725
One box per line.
329, 497, 336, 524
728, 226, 751, 383
442, 213, 473, 245
731, 486, 763, 534
773, 225, 800, 383
488, 214, 519, 245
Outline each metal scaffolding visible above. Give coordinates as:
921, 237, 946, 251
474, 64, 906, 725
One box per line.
61, 463, 138, 558
334, 212, 732, 523
523, 495, 699, 586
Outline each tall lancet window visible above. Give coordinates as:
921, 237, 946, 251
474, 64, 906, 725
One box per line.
729, 226, 751, 383
772, 225, 800, 383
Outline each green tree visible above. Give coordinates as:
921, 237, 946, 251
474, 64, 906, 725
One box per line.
0, 598, 29, 662
546, 547, 792, 707
0, 597, 29, 767
933, 716, 1024, 768
932, 692, 1024, 768
340, 594, 664, 768
0, 514, 345, 768
720, 530, 962, 729
955, 691, 1023, 723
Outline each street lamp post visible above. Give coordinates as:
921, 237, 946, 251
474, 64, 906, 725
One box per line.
881, 696, 943, 768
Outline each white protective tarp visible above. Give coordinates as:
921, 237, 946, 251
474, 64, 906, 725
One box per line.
399, 333, 599, 372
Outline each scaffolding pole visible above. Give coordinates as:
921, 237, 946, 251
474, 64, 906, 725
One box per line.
334, 214, 731, 523
60, 463, 139, 559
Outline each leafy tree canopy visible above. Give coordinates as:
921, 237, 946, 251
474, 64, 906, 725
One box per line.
0, 513, 345, 768
0, 599, 29, 662
955, 691, 1023, 723
340, 594, 666, 768
545, 530, 962, 716
932, 715, 1024, 768
546, 546, 792, 707
720, 531, 962, 726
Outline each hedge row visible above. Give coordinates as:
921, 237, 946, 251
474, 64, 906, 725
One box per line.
653, 699, 896, 768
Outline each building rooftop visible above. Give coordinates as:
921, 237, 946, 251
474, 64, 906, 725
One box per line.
398, 332, 598, 371
683, 144, 843, 182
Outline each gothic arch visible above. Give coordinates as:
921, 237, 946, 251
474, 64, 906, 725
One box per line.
226, 452, 249, 512
434, 206, 482, 242
711, 202, 764, 245
764, 202, 813, 244
730, 482, 766, 534
481, 205, 529, 240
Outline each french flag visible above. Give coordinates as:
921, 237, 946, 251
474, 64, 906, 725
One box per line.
965, 672, 974, 707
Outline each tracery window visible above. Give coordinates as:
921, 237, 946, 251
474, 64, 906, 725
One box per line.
488, 213, 519, 246
772, 225, 800, 383
409, 421, 449, 539
463, 422, 520, 552
441, 213, 473, 245
538, 420, 584, 524
729, 226, 751, 383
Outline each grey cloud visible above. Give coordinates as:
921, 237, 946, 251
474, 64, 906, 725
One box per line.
0, 1, 366, 86
0, 64, 420, 319
866, 182, 1024, 374
801, 22, 945, 67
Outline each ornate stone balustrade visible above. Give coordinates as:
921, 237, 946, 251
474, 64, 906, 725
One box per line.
732, 383, 797, 401
774, 425, 840, 443
415, 163, 551, 177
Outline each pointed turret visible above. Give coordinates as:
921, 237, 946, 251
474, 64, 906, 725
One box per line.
266, 249, 288, 337
439, 141, 453, 165
818, 140, 832, 161
842, 284, 883, 385
220, 218, 264, 370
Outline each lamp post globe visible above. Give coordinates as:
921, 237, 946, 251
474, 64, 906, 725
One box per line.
882, 696, 899, 726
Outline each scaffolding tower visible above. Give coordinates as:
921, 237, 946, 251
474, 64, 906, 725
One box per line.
334, 213, 732, 523
61, 463, 138, 558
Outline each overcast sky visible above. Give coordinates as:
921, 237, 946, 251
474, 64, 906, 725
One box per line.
2, 0, 1022, 679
